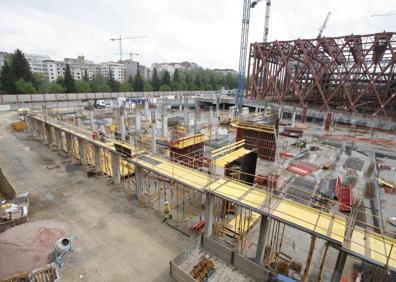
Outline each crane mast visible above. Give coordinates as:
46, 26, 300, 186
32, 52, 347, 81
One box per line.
318, 12, 331, 38
235, 0, 252, 115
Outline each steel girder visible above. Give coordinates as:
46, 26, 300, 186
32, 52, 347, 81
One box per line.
246, 32, 396, 117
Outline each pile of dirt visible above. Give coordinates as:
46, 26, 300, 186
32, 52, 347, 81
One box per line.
0, 219, 70, 279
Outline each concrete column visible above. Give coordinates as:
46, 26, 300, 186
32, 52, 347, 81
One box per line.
291, 111, 296, 128
119, 105, 126, 142
55, 129, 63, 151
77, 117, 83, 127
184, 96, 189, 132
151, 111, 157, 153
135, 108, 141, 131
331, 250, 347, 282
134, 165, 143, 199
255, 216, 269, 264
216, 97, 220, 121
278, 106, 283, 120
209, 106, 214, 141
45, 125, 52, 145
179, 96, 183, 112
204, 193, 215, 237
89, 110, 94, 131
144, 99, 150, 116
161, 98, 168, 137
65, 133, 72, 159
78, 138, 86, 166
111, 151, 121, 185
94, 145, 101, 174
194, 99, 200, 134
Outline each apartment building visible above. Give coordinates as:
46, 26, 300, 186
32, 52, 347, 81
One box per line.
96, 62, 126, 82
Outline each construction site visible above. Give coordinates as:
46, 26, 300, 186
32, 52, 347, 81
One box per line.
1, 1, 396, 282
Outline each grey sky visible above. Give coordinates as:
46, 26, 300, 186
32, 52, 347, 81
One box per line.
0, 0, 395, 69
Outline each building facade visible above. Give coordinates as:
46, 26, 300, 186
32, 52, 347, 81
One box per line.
96, 62, 126, 82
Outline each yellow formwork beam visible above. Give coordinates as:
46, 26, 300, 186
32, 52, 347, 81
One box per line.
171, 133, 206, 149
214, 148, 251, 168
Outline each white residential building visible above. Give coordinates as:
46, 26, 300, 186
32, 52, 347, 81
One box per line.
57, 56, 96, 81
139, 65, 151, 80
151, 63, 176, 76
97, 62, 126, 82
151, 61, 199, 76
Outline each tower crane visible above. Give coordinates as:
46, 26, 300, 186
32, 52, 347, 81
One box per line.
317, 12, 331, 38
114, 52, 140, 61
235, 0, 271, 115
110, 34, 146, 61
371, 12, 396, 17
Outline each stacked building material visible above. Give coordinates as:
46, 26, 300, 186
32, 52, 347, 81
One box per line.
279, 127, 303, 138
169, 134, 206, 168
287, 161, 320, 176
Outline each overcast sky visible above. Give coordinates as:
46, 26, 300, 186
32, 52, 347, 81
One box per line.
0, 0, 395, 69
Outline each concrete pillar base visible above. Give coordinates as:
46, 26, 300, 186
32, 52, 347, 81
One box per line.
255, 216, 269, 264
111, 152, 121, 185
204, 193, 215, 238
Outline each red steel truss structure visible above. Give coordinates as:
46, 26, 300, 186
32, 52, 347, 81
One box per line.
246, 32, 396, 117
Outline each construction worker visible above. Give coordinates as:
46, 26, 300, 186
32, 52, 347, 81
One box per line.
163, 201, 172, 222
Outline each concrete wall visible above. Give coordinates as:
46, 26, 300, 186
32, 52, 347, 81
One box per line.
202, 237, 233, 263
170, 235, 271, 282
0, 91, 218, 105
234, 253, 269, 281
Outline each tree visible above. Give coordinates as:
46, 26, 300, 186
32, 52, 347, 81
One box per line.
75, 80, 91, 93
47, 83, 65, 93
194, 74, 202, 90
11, 49, 34, 83
127, 75, 134, 90
133, 71, 144, 92
159, 85, 171, 91
143, 80, 153, 91
14, 79, 37, 94
83, 69, 89, 81
97, 82, 111, 92
32, 72, 49, 93
0, 61, 16, 94
63, 64, 76, 93
225, 73, 237, 89
161, 70, 171, 87
173, 68, 180, 83
119, 82, 132, 92
90, 74, 106, 92
151, 68, 160, 91
107, 68, 119, 92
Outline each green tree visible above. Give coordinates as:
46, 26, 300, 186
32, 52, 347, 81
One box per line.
128, 75, 134, 90
161, 70, 171, 86
170, 81, 181, 91
119, 82, 132, 92
83, 69, 89, 81
194, 74, 202, 90
97, 82, 111, 92
11, 49, 34, 83
90, 74, 106, 92
32, 72, 49, 93
47, 83, 65, 93
0, 61, 16, 94
75, 80, 91, 93
151, 68, 160, 91
63, 64, 76, 93
143, 80, 153, 91
225, 73, 237, 89
159, 85, 171, 91
133, 71, 144, 92
173, 68, 180, 83
179, 81, 188, 91
14, 79, 37, 94
107, 68, 119, 92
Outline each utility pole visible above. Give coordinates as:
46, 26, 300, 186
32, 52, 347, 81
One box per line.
110, 34, 146, 61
